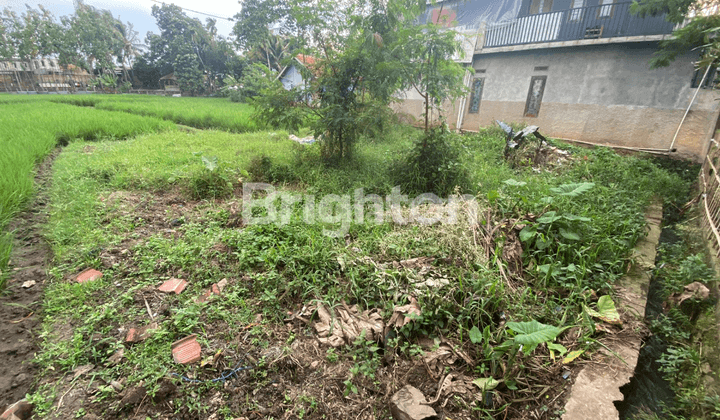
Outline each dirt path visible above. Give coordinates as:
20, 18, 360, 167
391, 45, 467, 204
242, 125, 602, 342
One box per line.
0, 149, 58, 410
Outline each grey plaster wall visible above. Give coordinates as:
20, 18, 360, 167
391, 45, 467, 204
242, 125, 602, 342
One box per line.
472, 42, 702, 110
394, 42, 720, 160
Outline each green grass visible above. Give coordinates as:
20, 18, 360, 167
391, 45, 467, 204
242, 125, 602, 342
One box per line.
46, 129, 298, 262
0, 100, 174, 278
51, 95, 261, 133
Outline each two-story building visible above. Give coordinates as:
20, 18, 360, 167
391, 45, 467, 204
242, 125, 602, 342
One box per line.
396, 0, 720, 161
0, 58, 94, 92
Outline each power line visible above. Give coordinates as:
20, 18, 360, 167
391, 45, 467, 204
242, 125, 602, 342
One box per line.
149, 0, 235, 21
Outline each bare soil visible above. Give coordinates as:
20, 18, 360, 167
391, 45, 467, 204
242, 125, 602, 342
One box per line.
0, 149, 58, 410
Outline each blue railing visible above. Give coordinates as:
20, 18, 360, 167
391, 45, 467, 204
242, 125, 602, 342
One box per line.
484, 2, 675, 48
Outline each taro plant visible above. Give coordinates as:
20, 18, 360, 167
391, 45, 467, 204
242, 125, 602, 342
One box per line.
481, 319, 569, 389
504, 319, 566, 356
189, 154, 234, 199
513, 181, 596, 288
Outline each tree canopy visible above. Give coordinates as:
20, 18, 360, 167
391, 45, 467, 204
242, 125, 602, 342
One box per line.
0, 1, 139, 79
135, 4, 237, 91
253, 0, 467, 161
632, 0, 720, 67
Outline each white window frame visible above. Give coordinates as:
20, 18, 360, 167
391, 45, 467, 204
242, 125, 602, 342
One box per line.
599, 0, 614, 18
570, 0, 584, 21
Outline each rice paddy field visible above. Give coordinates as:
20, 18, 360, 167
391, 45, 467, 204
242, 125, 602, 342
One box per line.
0, 93, 716, 420
50, 95, 261, 133
0, 97, 175, 271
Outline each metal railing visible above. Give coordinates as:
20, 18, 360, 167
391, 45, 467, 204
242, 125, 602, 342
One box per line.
484, 2, 675, 48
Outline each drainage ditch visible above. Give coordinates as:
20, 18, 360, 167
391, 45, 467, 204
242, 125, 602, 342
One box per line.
615, 223, 682, 418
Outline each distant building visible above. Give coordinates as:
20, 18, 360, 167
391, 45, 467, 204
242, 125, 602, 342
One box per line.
159, 73, 180, 92
277, 54, 318, 90
0, 58, 94, 92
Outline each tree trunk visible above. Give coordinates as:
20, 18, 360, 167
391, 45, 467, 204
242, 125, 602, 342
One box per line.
424, 93, 430, 133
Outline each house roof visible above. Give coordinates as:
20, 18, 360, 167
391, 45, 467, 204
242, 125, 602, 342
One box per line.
159, 73, 177, 81
295, 54, 317, 67
277, 54, 321, 82
63, 64, 91, 75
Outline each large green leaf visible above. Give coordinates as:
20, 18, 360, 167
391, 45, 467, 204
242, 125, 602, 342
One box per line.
537, 211, 561, 224
559, 228, 581, 241
519, 226, 536, 242
549, 182, 595, 197
563, 214, 591, 222
201, 155, 218, 171
535, 235, 550, 250
473, 377, 500, 392
584, 295, 622, 325
547, 342, 568, 355
507, 320, 563, 354
469, 326, 483, 344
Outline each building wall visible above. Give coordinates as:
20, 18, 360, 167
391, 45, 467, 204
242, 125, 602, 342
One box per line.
396, 42, 720, 161
281, 65, 304, 90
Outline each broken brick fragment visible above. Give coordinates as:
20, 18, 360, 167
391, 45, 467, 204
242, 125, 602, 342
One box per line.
195, 278, 228, 303
125, 322, 158, 343
0, 399, 32, 420
158, 278, 188, 294
76, 268, 103, 284
171, 334, 202, 364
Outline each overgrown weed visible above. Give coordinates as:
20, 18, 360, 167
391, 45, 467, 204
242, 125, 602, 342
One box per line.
20, 100, 703, 418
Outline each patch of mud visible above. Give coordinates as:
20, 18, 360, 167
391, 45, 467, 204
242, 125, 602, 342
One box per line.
0, 148, 58, 408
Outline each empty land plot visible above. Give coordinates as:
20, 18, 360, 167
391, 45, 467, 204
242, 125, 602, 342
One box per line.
23, 111, 696, 419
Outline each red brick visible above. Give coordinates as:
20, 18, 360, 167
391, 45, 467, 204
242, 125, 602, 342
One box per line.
124, 322, 158, 343
76, 268, 102, 284
171, 334, 201, 364
158, 278, 188, 294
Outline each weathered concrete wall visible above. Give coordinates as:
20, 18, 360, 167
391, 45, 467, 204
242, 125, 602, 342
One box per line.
394, 42, 720, 161
392, 88, 465, 130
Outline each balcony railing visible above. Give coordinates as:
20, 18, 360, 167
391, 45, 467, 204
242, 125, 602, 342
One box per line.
484, 2, 676, 48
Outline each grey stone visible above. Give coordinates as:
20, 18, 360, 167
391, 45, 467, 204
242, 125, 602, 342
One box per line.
110, 380, 124, 392
390, 385, 438, 420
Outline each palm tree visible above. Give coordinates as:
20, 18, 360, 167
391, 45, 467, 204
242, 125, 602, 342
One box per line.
114, 21, 144, 83
248, 33, 292, 73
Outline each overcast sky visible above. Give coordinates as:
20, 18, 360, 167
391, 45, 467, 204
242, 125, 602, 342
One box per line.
3, 0, 240, 43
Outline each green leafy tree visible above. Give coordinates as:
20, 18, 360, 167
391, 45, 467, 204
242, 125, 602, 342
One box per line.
114, 21, 143, 83
632, 0, 720, 68
0, 5, 65, 89
131, 56, 162, 89
255, 0, 466, 162
174, 53, 204, 95
137, 4, 237, 92
62, 1, 124, 74
247, 33, 295, 73
393, 22, 467, 132
239, 62, 279, 101
232, 0, 293, 51
0, 5, 63, 61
